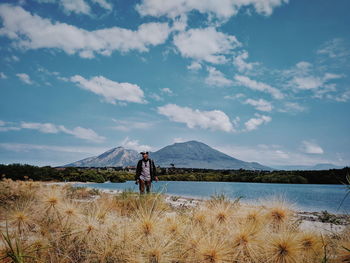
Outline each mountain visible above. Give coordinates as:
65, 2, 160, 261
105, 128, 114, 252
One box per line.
151, 141, 271, 170
64, 147, 139, 167
64, 140, 271, 170
273, 163, 344, 171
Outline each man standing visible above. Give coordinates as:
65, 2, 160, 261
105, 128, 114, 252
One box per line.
135, 151, 158, 194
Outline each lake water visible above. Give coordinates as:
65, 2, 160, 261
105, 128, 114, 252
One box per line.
75, 181, 350, 213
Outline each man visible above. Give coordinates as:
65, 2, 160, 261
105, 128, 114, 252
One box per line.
135, 151, 158, 194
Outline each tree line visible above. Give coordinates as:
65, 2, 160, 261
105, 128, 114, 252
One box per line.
0, 164, 130, 183
0, 163, 349, 184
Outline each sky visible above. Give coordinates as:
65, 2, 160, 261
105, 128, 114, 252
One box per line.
0, 0, 349, 168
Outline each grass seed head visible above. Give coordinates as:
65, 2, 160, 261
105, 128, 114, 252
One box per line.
298, 231, 323, 257
228, 222, 265, 263
194, 233, 231, 263
263, 198, 295, 230
266, 232, 301, 263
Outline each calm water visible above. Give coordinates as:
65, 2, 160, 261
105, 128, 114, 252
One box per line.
75, 181, 350, 213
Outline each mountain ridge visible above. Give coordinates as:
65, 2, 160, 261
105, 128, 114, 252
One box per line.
151, 140, 270, 170
64, 146, 139, 167
64, 140, 271, 170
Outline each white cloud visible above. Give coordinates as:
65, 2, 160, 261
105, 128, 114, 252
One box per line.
35, 0, 56, 3
282, 61, 313, 78
0, 120, 105, 142
295, 61, 312, 71
61, 0, 91, 15
224, 93, 245, 100
329, 90, 350, 102
21, 122, 58, 133
282, 61, 345, 100
0, 142, 110, 166
0, 142, 107, 155
290, 73, 343, 91
187, 61, 202, 71
91, 0, 112, 10
173, 27, 241, 64
36, 0, 112, 14
136, 0, 289, 20
0, 126, 21, 132
291, 76, 323, 90
244, 113, 271, 131
300, 141, 324, 154
287, 72, 344, 100
279, 102, 306, 113
217, 144, 288, 165
244, 98, 273, 112
5, 55, 19, 62
216, 143, 334, 167
58, 125, 105, 143
0, 120, 21, 132
70, 75, 146, 104
232, 116, 240, 127
112, 118, 153, 132
57, 76, 69, 82
20, 121, 105, 142
136, 0, 235, 19
234, 75, 284, 99
149, 93, 163, 101
323, 73, 344, 81
157, 104, 235, 132
0, 72, 7, 79
172, 137, 187, 143
233, 51, 258, 72
205, 66, 233, 87
161, 88, 173, 94
16, 73, 33, 84
120, 137, 152, 152
317, 38, 350, 59
0, 4, 171, 58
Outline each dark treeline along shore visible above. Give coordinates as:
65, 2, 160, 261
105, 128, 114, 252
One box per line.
0, 163, 349, 185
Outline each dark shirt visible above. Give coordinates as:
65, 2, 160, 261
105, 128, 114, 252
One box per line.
135, 158, 157, 181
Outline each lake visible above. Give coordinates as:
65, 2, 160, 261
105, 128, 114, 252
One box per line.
75, 181, 350, 213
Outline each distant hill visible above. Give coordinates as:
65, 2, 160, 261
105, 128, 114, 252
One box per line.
151, 141, 271, 170
273, 163, 344, 171
64, 140, 271, 170
64, 147, 139, 167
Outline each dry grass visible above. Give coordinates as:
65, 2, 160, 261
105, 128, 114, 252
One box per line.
0, 179, 348, 263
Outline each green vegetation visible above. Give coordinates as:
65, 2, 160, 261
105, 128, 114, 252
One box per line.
159, 171, 309, 184
0, 163, 349, 184
318, 210, 342, 224
0, 164, 132, 183
157, 167, 349, 184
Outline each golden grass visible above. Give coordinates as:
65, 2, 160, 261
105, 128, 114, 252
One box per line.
0, 179, 348, 263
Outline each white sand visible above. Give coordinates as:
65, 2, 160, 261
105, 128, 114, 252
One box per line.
46, 181, 349, 233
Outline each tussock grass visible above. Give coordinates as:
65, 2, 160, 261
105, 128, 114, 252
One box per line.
0, 179, 348, 263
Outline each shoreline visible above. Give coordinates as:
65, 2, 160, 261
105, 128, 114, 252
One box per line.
48, 181, 350, 214
46, 181, 350, 234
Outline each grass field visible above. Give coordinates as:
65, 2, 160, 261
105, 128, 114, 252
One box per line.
0, 179, 349, 263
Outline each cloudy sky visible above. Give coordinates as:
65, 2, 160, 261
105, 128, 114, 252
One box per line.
0, 0, 349, 168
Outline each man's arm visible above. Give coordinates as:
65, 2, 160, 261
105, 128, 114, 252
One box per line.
152, 160, 158, 181
135, 160, 141, 181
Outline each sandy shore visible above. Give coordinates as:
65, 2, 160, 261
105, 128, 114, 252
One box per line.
47, 181, 349, 234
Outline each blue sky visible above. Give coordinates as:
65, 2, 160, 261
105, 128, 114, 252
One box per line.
0, 0, 349, 168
